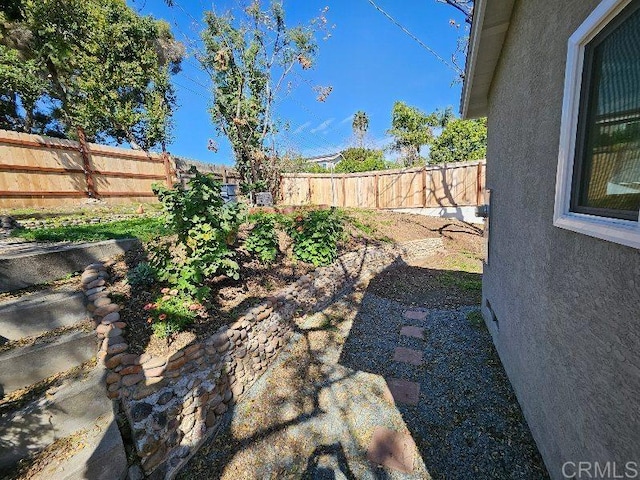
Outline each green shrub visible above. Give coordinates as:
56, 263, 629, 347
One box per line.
286, 208, 344, 266
245, 213, 279, 264
127, 261, 156, 287
152, 167, 245, 299
144, 290, 200, 339
335, 148, 391, 173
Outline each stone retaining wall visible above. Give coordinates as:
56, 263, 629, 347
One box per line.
80, 237, 443, 479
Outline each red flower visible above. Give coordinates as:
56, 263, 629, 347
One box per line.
161, 287, 170, 294
143, 303, 154, 311
147, 317, 153, 324
295, 216, 303, 222
188, 303, 200, 311
159, 313, 167, 321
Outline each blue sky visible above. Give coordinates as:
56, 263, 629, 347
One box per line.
132, 0, 466, 165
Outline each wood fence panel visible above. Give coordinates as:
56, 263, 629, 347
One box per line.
280, 160, 486, 210
309, 176, 333, 205
0, 129, 235, 208
344, 175, 376, 208
280, 176, 309, 205
378, 169, 423, 208
90, 147, 167, 200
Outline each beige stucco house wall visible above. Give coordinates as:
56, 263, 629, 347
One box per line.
462, 0, 640, 478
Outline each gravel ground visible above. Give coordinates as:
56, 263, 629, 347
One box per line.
340, 295, 549, 479
179, 285, 549, 480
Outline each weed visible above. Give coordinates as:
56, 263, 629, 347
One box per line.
144, 291, 200, 339
127, 262, 156, 287
349, 217, 376, 236
466, 309, 485, 327
438, 271, 483, 292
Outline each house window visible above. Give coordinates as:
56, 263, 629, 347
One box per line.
555, 0, 640, 248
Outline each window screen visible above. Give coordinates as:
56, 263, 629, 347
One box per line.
572, 0, 640, 221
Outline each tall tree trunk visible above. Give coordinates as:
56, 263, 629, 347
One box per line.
76, 126, 96, 198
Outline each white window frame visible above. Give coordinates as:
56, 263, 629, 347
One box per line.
554, 0, 640, 249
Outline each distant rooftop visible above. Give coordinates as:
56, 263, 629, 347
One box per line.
305, 152, 343, 163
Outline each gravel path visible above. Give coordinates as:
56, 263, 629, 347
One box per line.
340, 295, 549, 479
179, 283, 548, 480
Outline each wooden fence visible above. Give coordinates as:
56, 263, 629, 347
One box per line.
0, 130, 236, 208
280, 160, 486, 209
174, 157, 240, 188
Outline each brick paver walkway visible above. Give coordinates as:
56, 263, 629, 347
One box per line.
367, 309, 429, 473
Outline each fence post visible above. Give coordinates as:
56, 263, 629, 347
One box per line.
76, 127, 96, 198
341, 176, 346, 208
422, 167, 427, 207
308, 176, 312, 203
162, 151, 173, 188
374, 174, 379, 209
476, 162, 484, 205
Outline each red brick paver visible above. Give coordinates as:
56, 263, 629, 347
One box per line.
367, 426, 416, 473
393, 347, 423, 366
403, 310, 427, 320
400, 325, 424, 339
386, 377, 420, 405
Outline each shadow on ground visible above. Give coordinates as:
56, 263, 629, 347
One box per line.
178, 252, 549, 479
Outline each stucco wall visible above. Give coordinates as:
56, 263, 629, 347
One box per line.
482, 0, 640, 478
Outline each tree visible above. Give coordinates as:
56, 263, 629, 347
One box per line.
429, 117, 487, 164
387, 101, 437, 166
335, 148, 390, 173
352, 110, 369, 148
0, 0, 183, 149
200, 1, 330, 192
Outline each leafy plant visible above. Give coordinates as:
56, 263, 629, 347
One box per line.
144, 290, 201, 339
240, 180, 268, 195
152, 167, 246, 299
127, 261, 156, 287
245, 213, 279, 264
286, 208, 344, 266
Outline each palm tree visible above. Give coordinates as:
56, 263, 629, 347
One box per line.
352, 110, 369, 148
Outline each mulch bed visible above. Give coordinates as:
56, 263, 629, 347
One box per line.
109, 240, 316, 359
106, 213, 485, 361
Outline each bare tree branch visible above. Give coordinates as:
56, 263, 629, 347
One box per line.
436, 0, 474, 24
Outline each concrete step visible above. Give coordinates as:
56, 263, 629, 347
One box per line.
0, 238, 137, 292
0, 289, 87, 342
30, 412, 127, 480
0, 330, 98, 396
0, 367, 113, 473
